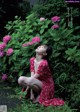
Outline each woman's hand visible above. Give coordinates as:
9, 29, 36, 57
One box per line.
25, 86, 29, 92
31, 73, 39, 79
31, 72, 39, 78
31, 72, 34, 76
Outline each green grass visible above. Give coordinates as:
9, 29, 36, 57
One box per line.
8, 100, 75, 112
8, 87, 75, 112
0, 81, 77, 112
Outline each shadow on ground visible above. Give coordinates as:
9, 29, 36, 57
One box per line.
0, 81, 21, 110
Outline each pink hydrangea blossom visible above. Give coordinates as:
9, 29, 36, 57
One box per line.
22, 42, 34, 47
22, 37, 40, 47
0, 51, 5, 57
51, 16, 60, 22
52, 24, 59, 29
2, 74, 8, 81
6, 48, 13, 56
40, 17, 45, 21
22, 43, 28, 47
0, 42, 6, 51
32, 37, 40, 43
3, 35, 11, 43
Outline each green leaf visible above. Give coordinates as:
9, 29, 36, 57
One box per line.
40, 29, 44, 34
19, 71, 23, 76
65, 46, 77, 56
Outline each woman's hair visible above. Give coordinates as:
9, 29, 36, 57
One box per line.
42, 44, 53, 73
42, 44, 52, 58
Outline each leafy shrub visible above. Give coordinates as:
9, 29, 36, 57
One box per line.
0, 0, 31, 37
0, 13, 80, 111
8, 100, 74, 112
31, 0, 80, 29
31, 0, 67, 18
31, 0, 80, 18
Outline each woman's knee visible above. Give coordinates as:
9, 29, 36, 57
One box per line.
28, 78, 42, 89
28, 77, 35, 86
18, 76, 25, 85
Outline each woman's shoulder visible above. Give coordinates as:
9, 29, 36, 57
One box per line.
30, 57, 35, 62
42, 59, 48, 66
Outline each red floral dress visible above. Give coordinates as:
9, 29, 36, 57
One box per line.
30, 57, 64, 106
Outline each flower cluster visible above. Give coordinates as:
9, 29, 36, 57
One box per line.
0, 35, 13, 57
32, 36, 40, 43
40, 17, 45, 21
0, 51, 5, 57
51, 16, 60, 22
22, 36, 40, 47
0, 42, 6, 57
2, 74, 8, 81
52, 24, 59, 29
0, 42, 6, 51
51, 16, 60, 30
22, 42, 34, 47
3, 35, 11, 43
6, 48, 14, 56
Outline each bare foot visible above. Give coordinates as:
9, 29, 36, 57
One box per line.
32, 95, 39, 103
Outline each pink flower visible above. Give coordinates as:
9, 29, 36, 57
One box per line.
52, 24, 59, 29
22, 43, 28, 47
40, 17, 45, 21
51, 16, 60, 22
2, 74, 8, 81
0, 51, 5, 57
22, 42, 34, 47
0, 42, 6, 51
22, 37, 40, 47
32, 37, 40, 43
3, 35, 11, 43
6, 48, 13, 56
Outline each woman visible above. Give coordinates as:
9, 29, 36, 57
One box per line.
18, 45, 64, 106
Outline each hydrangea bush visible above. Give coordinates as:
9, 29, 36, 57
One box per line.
0, 13, 80, 111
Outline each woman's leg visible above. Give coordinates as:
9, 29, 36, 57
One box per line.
18, 76, 42, 100
18, 76, 42, 90
30, 89, 35, 100
18, 76, 30, 87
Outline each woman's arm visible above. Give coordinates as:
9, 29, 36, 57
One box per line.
31, 72, 34, 77
31, 73, 39, 78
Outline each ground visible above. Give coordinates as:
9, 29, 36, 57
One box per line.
0, 81, 74, 112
